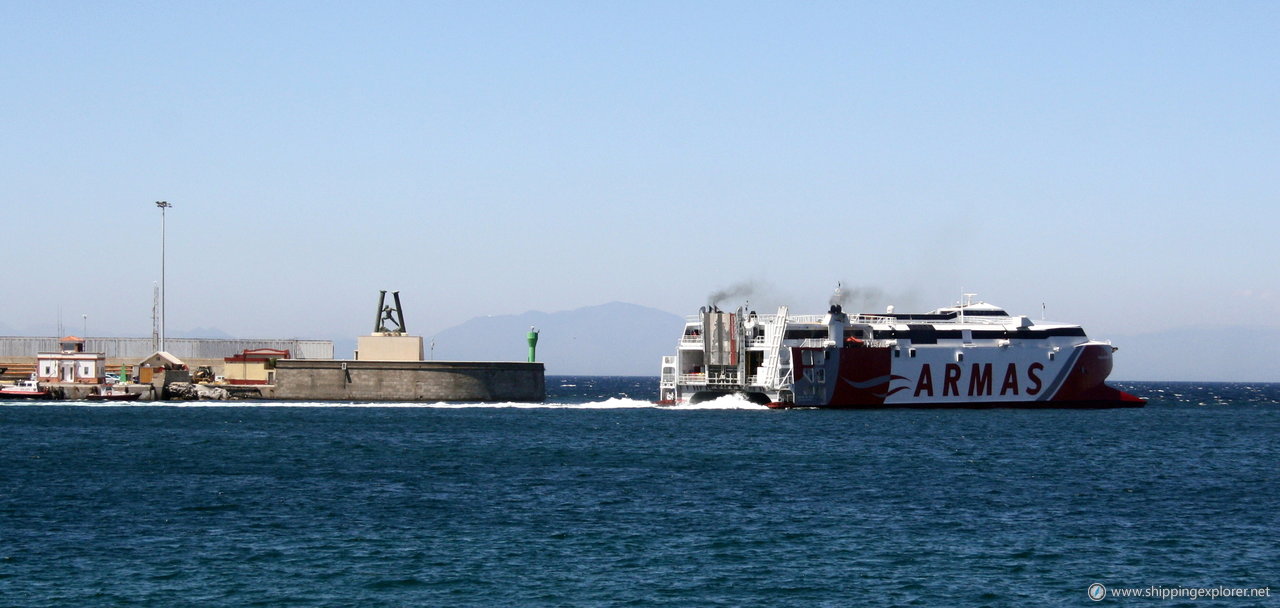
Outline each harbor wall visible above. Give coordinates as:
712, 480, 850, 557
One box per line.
272, 360, 545, 402
0, 337, 334, 360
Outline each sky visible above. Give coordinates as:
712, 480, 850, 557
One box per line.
3, 2, 1278, 352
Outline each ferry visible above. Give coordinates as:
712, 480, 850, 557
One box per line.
658, 294, 1145, 408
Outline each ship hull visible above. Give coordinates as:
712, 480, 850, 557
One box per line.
0, 391, 52, 400
767, 396, 1145, 409
786, 343, 1144, 408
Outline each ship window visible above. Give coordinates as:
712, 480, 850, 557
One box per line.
909, 348, 917, 358
907, 325, 938, 344
956, 352, 964, 362
894, 348, 900, 358
786, 329, 828, 340
1048, 352, 1056, 361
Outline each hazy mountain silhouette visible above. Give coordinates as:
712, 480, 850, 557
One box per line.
427, 302, 685, 376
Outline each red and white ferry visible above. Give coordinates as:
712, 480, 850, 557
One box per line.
658, 294, 1145, 408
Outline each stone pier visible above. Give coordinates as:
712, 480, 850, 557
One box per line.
271, 360, 545, 402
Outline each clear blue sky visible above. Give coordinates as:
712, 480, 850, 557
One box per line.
3, 1, 1277, 345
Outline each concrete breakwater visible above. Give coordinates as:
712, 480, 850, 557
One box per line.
271, 360, 545, 402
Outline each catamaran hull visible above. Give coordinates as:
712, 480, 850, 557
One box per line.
779, 343, 1143, 408
765, 397, 1145, 409
660, 299, 1146, 409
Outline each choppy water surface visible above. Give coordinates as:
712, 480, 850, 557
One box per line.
1, 379, 1277, 606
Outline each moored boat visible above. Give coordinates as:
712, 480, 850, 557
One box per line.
1, 376, 53, 400
658, 294, 1145, 409
85, 385, 143, 402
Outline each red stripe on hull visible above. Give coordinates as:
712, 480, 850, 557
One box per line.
1048, 343, 1146, 407
771, 398, 1145, 410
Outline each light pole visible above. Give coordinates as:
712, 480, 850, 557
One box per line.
155, 201, 172, 352
82, 314, 87, 338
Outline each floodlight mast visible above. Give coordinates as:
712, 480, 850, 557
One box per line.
155, 201, 173, 352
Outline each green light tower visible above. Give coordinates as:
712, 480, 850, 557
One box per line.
527, 327, 539, 363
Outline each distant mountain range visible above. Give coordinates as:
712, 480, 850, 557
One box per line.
418, 304, 1279, 382
6, 303, 1276, 382
426, 302, 685, 376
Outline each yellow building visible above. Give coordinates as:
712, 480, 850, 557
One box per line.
224, 348, 290, 385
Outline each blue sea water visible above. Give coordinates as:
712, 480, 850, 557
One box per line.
1, 378, 1277, 607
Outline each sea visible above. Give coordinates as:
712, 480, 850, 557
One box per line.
1, 378, 1277, 607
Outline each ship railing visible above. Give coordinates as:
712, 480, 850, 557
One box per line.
858, 315, 905, 325
938, 316, 1011, 325
764, 367, 793, 390
677, 372, 743, 387
705, 373, 742, 387
753, 368, 792, 389
678, 373, 705, 385
747, 374, 780, 388
684, 313, 790, 324
744, 373, 788, 388
782, 314, 891, 325
685, 312, 1022, 327
794, 339, 829, 348
681, 335, 774, 347
719, 312, 1018, 326
768, 340, 901, 350
780, 338, 899, 349
786, 315, 826, 324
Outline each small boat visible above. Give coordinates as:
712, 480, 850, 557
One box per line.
86, 385, 143, 402
1, 376, 52, 400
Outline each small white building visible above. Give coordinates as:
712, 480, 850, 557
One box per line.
36, 336, 106, 384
